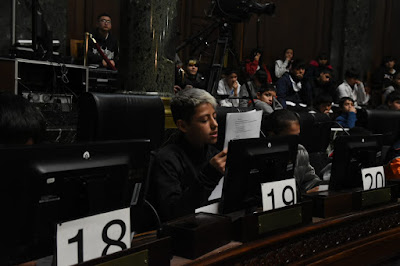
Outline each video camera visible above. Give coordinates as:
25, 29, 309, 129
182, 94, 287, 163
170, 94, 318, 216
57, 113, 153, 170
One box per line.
211, 0, 276, 22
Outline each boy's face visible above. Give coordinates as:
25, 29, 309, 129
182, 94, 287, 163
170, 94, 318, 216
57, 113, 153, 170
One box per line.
98, 16, 112, 32
346, 77, 357, 87
388, 100, 400, 111
186, 63, 198, 75
292, 67, 305, 80
342, 99, 354, 112
258, 90, 276, 106
318, 102, 332, 114
178, 103, 218, 147
226, 73, 238, 87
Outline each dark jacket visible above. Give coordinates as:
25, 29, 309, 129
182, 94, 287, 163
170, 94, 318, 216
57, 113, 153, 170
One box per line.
276, 73, 313, 108
336, 112, 357, 128
146, 135, 222, 222
88, 29, 119, 67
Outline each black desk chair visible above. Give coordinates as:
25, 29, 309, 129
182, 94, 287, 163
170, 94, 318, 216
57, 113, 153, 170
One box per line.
76, 92, 165, 232
77, 92, 165, 150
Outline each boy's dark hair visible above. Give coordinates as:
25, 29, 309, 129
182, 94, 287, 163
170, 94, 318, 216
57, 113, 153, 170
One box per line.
264, 109, 299, 135
338, 97, 354, 109
254, 69, 268, 83
224, 68, 239, 76
171, 88, 217, 124
0, 93, 46, 145
314, 94, 333, 107
186, 57, 199, 67
319, 67, 333, 75
97, 13, 112, 21
383, 55, 395, 64
258, 83, 276, 94
291, 59, 306, 70
344, 68, 360, 79
385, 91, 400, 105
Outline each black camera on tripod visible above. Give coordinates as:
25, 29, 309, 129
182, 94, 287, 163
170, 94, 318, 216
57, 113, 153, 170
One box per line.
211, 0, 276, 22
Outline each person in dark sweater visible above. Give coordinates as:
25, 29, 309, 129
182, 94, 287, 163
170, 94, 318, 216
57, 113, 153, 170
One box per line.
87, 13, 119, 68
146, 88, 227, 222
276, 59, 313, 108
336, 97, 357, 128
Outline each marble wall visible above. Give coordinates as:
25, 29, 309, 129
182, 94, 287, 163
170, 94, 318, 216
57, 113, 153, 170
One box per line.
330, 0, 374, 80
119, 0, 178, 95
0, 0, 67, 57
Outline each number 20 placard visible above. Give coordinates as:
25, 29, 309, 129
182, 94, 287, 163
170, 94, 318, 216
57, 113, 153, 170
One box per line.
56, 207, 131, 266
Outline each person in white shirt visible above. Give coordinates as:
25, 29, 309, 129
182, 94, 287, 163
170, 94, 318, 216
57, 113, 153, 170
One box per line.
336, 68, 369, 106
216, 69, 249, 107
275, 48, 294, 79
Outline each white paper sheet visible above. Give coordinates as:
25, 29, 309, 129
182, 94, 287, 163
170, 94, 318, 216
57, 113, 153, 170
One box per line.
224, 110, 263, 149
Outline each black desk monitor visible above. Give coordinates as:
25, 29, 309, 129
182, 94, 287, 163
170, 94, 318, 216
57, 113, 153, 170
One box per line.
329, 134, 383, 191
363, 109, 400, 145
0, 139, 150, 265
221, 135, 298, 214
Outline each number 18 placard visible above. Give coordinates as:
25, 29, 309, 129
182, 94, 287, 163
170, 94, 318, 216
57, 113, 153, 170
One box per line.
56, 207, 131, 266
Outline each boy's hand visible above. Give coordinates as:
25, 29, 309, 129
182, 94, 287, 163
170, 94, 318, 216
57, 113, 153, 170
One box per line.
349, 105, 357, 113
210, 149, 228, 174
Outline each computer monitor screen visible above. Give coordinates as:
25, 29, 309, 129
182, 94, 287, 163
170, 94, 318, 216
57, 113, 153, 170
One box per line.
298, 112, 332, 153
221, 135, 298, 214
329, 134, 383, 191
0, 139, 150, 265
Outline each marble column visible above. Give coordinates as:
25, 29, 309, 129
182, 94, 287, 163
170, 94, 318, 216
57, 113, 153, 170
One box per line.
119, 0, 178, 95
330, 0, 374, 81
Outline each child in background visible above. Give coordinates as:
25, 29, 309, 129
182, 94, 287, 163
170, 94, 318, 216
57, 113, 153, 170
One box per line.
336, 97, 357, 128
254, 83, 283, 115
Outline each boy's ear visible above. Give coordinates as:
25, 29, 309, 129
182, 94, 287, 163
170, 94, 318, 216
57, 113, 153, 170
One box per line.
256, 92, 261, 99
176, 119, 188, 133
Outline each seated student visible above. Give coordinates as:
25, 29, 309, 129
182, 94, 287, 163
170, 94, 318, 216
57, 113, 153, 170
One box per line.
245, 69, 270, 99
377, 91, 400, 111
306, 52, 333, 79
311, 94, 333, 116
336, 97, 357, 129
382, 72, 400, 103
336, 68, 369, 106
276, 59, 313, 108
146, 88, 227, 222
216, 68, 249, 107
254, 83, 283, 115
265, 109, 322, 193
310, 67, 336, 101
175, 58, 207, 91
245, 48, 273, 82
0, 92, 46, 145
275, 48, 294, 79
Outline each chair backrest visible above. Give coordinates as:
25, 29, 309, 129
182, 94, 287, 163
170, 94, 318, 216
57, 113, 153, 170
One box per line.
70, 39, 84, 58
77, 92, 165, 150
361, 109, 400, 145
297, 112, 332, 153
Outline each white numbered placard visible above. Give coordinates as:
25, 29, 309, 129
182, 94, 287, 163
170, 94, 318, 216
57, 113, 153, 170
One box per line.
261, 178, 297, 212
56, 207, 131, 266
361, 166, 385, 191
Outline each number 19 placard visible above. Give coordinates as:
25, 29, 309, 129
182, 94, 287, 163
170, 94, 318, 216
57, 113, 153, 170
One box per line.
261, 178, 297, 212
56, 207, 131, 266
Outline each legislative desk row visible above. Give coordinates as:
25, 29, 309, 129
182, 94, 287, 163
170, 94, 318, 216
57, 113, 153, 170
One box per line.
76, 190, 400, 266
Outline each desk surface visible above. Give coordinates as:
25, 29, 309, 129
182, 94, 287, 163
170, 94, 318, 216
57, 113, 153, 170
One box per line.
168, 202, 400, 265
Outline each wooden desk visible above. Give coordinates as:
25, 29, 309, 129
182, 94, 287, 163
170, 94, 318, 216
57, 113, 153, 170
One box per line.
173, 202, 400, 265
